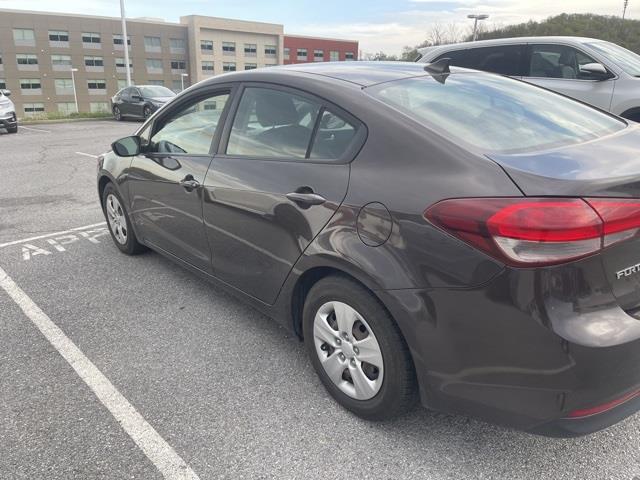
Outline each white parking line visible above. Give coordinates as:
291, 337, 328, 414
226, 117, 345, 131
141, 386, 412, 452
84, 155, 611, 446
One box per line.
0, 222, 107, 249
75, 151, 99, 159
0, 265, 201, 480
19, 125, 51, 133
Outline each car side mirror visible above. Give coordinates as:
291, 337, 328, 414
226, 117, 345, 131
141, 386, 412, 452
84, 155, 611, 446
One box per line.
580, 63, 612, 80
112, 136, 141, 157
1, 89, 11, 97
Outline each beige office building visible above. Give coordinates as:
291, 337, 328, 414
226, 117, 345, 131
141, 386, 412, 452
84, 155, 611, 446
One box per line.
0, 9, 284, 117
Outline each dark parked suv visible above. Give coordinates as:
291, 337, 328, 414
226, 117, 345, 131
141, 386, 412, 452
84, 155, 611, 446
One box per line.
98, 62, 640, 436
111, 85, 176, 121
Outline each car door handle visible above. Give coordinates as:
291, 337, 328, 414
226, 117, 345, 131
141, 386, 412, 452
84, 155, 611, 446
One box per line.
179, 176, 200, 190
286, 192, 326, 206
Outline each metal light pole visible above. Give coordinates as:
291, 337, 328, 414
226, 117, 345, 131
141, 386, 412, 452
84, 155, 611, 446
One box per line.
468, 14, 489, 41
70, 67, 79, 113
181, 73, 188, 91
623, 0, 629, 20
120, 0, 132, 86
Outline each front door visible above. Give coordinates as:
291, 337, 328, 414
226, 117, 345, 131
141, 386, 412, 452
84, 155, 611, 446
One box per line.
203, 85, 364, 304
128, 89, 232, 272
525, 44, 615, 111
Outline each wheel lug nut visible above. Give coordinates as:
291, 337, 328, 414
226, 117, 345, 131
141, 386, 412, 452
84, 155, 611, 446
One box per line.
338, 353, 345, 361
335, 338, 342, 345
353, 347, 359, 355
350, 358, 356, 366
342, 332, 349, 340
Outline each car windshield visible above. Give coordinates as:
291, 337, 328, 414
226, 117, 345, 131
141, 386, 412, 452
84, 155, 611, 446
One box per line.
139, 86, 175, 98
586, 41, 640, 77
366, 73, 625, 154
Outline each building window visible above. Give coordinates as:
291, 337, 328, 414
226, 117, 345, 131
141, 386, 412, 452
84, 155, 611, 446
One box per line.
297, 48, 307, 60
201, 61, 214, 73
54, 78, 74, 94
244, 44, 257, 56
13, 29, 35, 43
222, 42, 236, 54
82, 32, 101, 44
170, 38, 185, 53
0, 79, 6, 90
113, 34, 130, 46
144, 36, 162, 50
17, 54, 38, 65
24, 103, 45, 115
48, 30, 69, 42
84, 56, 104, 67
148, 80, 164, 86
145, 59, 163, 71
87, 80, 107, 90
90, 102, 110, 113
314, 49, 324, 61
20, 79, 41, 89
170, 60, 186, 70
57, 102, 77, 114
330, 51, 339, 61
265, 45, 277, 56
284, 48, 290, 60
51, 55, 72, 66
201, 40, 213, 52
345, 51, 355, 60
222, 62, 236, 72
244, 63, 257, 70
115, 58, 132, 68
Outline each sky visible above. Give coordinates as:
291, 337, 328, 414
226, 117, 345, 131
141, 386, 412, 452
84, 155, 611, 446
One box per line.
0, 0, 636, 54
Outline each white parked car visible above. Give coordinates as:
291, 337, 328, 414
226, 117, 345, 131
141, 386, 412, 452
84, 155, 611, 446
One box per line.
0, 89, 18, 133
417, 37, 640, 121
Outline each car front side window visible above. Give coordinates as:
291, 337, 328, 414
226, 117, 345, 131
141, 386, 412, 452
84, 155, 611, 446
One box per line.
148, 92, 229, 155
528, 44, 601, 80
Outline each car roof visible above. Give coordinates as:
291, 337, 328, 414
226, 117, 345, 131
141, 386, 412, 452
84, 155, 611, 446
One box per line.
417, 36, 604, 57
202, 61, 474, 88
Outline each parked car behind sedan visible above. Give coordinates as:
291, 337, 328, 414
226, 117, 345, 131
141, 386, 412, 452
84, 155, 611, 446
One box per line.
99, 61, 640, 437
417, 36, 640, 121
111, 85, 176, 121
0, 89, 18, 133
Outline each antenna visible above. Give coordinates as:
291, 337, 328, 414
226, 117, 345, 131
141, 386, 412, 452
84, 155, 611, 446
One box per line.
423, 57, 451, 75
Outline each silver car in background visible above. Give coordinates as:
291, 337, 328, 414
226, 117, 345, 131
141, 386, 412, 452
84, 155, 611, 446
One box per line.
417, 36, 640, 121
0, 89, 18, 134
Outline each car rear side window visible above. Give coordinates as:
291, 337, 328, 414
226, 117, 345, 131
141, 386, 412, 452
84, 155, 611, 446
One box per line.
148, 92, 229, 155
436, 45, 525, 76
367, 73, 624, 154
226, 87, 321, 159
309, 110, 357, 160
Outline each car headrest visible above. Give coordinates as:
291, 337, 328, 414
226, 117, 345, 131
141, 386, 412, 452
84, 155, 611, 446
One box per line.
255, 90, 299, 127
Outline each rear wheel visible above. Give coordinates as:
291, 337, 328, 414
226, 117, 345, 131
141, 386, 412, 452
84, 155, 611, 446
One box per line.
7, 125, 17, 134
102, 183, 147, 255
113, 106, 122, 121
303, 275, 417, 420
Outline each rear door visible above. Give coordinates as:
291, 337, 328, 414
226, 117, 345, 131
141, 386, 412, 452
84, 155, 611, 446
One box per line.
203, 84, 365, 304
434, 44, 526, 78
524, 43, 615, 111
128, 86, 233, 272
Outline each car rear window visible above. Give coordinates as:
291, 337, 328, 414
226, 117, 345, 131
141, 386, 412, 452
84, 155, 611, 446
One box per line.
366, 73, 625, 154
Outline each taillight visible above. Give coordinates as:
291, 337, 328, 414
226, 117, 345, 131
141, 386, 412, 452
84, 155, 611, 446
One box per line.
424, 197, 640, 267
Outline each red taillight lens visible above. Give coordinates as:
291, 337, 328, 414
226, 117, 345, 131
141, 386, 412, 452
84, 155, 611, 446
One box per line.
566, 389, 640, 418
424, 197, 640, 267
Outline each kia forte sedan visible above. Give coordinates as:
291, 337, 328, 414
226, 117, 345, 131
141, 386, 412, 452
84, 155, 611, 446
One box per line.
98, 61, 640, 436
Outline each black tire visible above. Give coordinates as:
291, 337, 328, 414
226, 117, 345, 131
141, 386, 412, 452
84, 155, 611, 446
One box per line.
7, 125, 18, 134
113, 106, 122, 121
303, 275, 417, 420
143, 106, 151, 119
102, 183, 147, 255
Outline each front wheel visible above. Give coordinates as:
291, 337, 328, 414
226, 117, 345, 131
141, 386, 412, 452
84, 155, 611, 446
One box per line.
303, 275, 417, 420
102, 183, 147, 255
143, 106, 151, 119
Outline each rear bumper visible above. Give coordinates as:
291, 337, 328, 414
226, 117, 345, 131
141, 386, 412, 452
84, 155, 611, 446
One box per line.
377, 256, 640, 436
0, 112, 17, 129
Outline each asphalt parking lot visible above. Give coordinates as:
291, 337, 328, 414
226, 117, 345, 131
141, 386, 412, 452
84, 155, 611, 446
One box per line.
0, 121, 639, 480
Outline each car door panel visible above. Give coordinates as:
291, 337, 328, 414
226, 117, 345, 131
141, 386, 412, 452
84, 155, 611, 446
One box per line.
524, 44, 615, 111
128, 89, 232, 273
203, 158, 349, 303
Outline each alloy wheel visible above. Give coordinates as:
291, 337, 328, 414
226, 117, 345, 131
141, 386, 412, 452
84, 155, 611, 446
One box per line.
106, 194, 128, 245
313, 301, 384, 400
